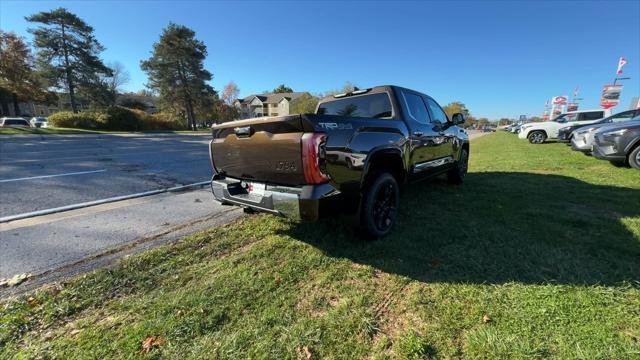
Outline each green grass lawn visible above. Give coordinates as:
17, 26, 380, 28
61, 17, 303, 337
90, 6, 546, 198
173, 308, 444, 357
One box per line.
1, 132, 639, 359
0, 127, 210, 135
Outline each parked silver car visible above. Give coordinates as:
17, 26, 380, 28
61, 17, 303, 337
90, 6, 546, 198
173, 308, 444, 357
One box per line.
571, 111, 639, 153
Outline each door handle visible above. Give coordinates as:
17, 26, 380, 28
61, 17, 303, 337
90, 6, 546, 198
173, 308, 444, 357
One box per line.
413, 131, 424, 137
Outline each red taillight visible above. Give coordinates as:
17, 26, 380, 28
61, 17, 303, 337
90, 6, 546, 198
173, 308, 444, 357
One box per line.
301, 133, 330, 184
208, 139, 217, 174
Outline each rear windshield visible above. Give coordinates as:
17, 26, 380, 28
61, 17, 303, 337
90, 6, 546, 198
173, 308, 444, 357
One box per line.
317, 93, 393, 119
581, 111, 604, 120
4, 119, 28, 125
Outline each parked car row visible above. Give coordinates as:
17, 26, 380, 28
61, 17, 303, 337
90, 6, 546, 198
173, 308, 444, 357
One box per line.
0, 116, 48, 128
518, 109, 610, 144
507, 109, 640, 169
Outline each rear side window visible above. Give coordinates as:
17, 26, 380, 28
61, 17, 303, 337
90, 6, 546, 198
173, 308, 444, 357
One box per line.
317, 93, 393, 119
579, 111, 604, 121
401, 92, 430, 124
5, 119, 28, 125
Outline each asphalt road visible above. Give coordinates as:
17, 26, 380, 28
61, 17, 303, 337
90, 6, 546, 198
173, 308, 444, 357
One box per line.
0, 133, 214, 217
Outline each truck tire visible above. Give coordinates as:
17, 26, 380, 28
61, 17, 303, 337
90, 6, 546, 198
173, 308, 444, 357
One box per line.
359, 173, 399, 239
629, 145, 640, 169
528, 131, 546, 144
447, 148, 468, 184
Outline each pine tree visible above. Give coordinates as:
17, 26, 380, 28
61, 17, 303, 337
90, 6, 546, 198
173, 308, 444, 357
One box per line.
27, 8, 111, 113
273, 84, 293, 93
141, 23, 214, 130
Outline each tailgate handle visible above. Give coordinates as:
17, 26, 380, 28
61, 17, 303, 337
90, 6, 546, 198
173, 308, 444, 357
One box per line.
234, 126, 252, 137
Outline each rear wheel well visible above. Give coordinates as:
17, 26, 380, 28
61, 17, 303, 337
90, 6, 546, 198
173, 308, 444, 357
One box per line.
364, 152, 405, 188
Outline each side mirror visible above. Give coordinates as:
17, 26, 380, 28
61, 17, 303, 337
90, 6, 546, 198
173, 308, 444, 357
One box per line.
451, 113, 465, 125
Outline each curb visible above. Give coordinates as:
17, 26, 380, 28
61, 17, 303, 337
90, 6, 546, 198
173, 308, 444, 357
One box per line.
0, 181, 212, 223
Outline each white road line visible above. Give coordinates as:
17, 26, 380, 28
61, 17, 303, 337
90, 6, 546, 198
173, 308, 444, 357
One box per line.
0, 169, 107, 183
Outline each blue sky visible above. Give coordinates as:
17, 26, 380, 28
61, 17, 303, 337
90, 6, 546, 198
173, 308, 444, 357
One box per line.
1, 0, 639, 119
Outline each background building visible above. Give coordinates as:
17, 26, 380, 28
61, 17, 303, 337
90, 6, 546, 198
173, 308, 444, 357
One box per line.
233, 92, 305, 119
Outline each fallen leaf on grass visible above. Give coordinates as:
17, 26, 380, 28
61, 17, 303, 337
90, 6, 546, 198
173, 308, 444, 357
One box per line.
482, 314, 492, 323
141, 336, 165, 353
70, 329, 82, 336
27, 296, 39, 306
623, 330, 638, 342
296, 346, 313, 359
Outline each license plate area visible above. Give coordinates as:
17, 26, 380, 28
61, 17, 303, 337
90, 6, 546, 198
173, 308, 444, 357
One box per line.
247, 182, 266, 196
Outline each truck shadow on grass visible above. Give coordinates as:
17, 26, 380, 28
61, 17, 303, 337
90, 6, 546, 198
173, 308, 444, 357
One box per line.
283, 172, 640, 286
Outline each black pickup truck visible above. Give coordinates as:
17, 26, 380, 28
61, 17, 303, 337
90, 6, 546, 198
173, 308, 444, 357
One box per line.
209, 85, 469, 238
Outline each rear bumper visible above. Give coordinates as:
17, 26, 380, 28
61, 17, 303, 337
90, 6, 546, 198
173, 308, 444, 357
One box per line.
210, 175, 340, 221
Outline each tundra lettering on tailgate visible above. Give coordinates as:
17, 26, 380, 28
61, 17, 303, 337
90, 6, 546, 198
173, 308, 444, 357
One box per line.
269, 160, 297, 172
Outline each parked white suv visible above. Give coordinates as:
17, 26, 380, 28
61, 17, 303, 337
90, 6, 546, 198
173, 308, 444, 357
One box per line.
518, 109, 610, 144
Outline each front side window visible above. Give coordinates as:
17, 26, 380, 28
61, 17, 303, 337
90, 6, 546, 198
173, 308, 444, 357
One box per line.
401, 91, 430, 124
607, 111, 635, 123
425, 97, 448, 124
554, 113, 578, 123
317, 93, 393, 119
579, 111, 605, 121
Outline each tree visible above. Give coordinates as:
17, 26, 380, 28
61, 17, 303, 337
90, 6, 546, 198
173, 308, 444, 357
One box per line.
0, 31, 46, 114
442, 101, 468, 119
212, 98, 239, 124
273, 84, 293, 93
106, 61, 130, 96
289, 93, 319, 114
222, 81, 239, 105
27, 8, 112, 113
324, 81, 358, 96
141, 23, 214, 130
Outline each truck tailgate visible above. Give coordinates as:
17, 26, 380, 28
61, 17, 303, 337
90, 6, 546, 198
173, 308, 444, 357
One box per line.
211, 115, 311, 186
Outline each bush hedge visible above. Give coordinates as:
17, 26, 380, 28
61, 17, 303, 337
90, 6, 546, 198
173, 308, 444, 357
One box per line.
48, 107, 186, 131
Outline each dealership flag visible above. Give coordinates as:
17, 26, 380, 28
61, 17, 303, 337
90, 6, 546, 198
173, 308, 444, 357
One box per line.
573, 86, 579, 98
545, 100, 549, 107
617, 57, 627, 74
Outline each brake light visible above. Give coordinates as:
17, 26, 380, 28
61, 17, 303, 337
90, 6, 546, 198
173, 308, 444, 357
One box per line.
301, 133, 330, 184
208, 139, 217, 174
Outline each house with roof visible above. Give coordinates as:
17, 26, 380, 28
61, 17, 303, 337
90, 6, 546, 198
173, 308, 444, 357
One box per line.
233, 92, 306, 119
